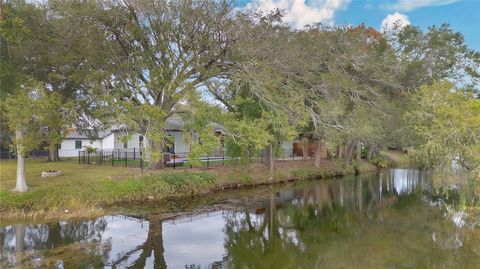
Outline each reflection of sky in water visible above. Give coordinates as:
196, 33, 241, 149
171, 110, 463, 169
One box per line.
100, 216, 149, 265
0, 216, 149, 268
163, 211, 225, 268
390, 169, 421, 195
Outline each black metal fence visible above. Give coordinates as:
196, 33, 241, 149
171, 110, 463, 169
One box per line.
78, 147, 313, 170
79, 148, 145, 168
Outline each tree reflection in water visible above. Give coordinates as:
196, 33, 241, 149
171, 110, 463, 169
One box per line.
1, 218, 109, 268
1, 169, 479, 268
221, 171, 480, 268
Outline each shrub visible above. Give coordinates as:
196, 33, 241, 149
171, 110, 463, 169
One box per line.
369, 155, 390, 168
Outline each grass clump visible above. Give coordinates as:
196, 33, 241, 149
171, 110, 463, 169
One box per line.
66, 171, 218, 205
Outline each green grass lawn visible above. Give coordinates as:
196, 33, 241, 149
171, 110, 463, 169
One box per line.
0, 158, 220, 219
0, 159, 138, 213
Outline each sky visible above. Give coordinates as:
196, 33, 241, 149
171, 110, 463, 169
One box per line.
237, 0, 480, 51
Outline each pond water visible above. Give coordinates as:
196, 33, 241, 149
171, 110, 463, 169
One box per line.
1, 169, 479, 268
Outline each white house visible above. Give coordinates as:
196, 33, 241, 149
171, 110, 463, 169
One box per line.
59, 118, 207, 158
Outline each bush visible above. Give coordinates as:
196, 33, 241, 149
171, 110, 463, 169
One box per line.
369, 155, 390, 168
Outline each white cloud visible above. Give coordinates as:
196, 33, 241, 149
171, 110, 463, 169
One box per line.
382, 0, 460, 11
381, 12, 410, 33
245, 0, 351, 29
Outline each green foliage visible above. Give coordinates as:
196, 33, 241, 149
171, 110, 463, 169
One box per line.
406, 81, 480, 174
369, 155, 390, 168
85, 146, 97, 154
182, 102, 223, 166
37, 91, 77, 155
223, 117, 272, 159
0, 79, 43, 155
395, 24, 480, 92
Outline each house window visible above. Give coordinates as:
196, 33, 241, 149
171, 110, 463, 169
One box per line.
124, 142, 128, 149
75, 140, 82, 149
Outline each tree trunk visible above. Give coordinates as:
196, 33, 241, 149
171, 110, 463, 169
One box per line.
47, 143, 60, 162
300, 137, 308, 160
150, 215, 167, 269
301, 144, 308, 160
55, 145, 59, 160
320, 140, 328, 159
14, 129, 28, 192
336, 144, 342, 159
355, 140, 362, 160
265, 143, 274, 173
367, 144, 376, 160
149, 139, 165, 169
15, 224, 25, 264
344, 141, 355, 167
313, 140, 322, 167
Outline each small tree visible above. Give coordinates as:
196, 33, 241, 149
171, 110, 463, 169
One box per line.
406, 81, 480, 173
37, 91, 77, 162
1, 80, 42, 192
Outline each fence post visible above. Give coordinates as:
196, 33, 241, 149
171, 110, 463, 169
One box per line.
140, 149, 143, 173
112, 151, 114, 166
173, 154, 176, 169
133, 148, 136, 160
125, 151, 127, 167
207, 156, 210, 168
222, 151, 225, 166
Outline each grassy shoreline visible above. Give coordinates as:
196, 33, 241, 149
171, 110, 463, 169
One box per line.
0, 157, 378, 222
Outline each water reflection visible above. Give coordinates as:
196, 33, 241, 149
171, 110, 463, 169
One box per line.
1, 169, 479, 268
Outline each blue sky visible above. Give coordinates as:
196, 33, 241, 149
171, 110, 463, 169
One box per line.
237, 0, 480, 51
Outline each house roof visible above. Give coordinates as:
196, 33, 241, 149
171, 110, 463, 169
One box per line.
64, 129, 112, 140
